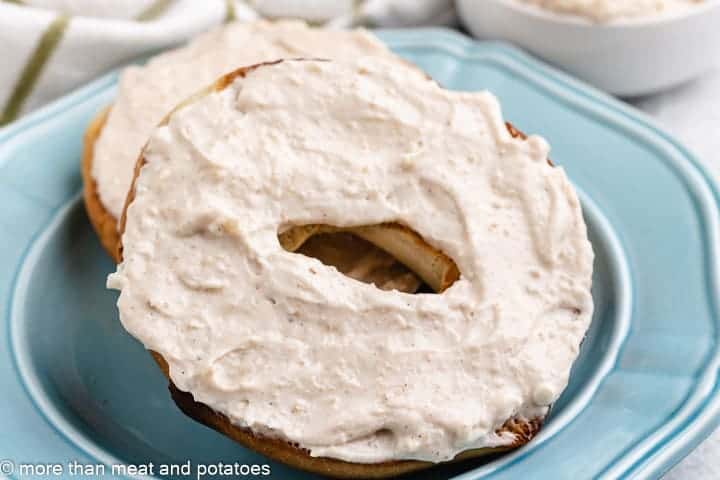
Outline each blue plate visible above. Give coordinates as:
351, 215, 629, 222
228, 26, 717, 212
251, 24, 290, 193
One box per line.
1, 28, 719, 480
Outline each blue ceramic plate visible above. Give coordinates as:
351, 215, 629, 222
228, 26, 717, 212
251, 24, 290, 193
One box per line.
1, 28, 719, 480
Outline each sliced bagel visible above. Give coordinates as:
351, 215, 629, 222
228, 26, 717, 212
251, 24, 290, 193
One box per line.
114, 60, 553, 479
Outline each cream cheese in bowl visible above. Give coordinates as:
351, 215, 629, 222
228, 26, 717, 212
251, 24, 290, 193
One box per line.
517, 0, 705, 23
457, 0, 720, 96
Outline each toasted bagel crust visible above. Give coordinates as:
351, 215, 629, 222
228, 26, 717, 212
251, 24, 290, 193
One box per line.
90, 60, 545, 478
82, 106, 122, 263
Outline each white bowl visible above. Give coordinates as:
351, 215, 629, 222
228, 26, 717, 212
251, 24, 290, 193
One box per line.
456, 0, 720, 97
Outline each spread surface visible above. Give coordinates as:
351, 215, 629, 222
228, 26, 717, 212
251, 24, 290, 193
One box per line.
92, 20, 400, 222
515, 0, 704, 21
108, 58, 594, 463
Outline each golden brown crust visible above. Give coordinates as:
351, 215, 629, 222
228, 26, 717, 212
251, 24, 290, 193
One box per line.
88, 60, 545, 478
82, 106, 123, 263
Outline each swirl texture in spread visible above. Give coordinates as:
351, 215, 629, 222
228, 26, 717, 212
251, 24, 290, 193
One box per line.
108, 58, 594, 463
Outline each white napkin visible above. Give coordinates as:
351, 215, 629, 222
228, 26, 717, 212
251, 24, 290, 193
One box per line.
0, 0, 455, 126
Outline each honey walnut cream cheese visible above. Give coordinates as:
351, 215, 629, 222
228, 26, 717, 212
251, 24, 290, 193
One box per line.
108, 58, 594, 463
516, 0, 704, 22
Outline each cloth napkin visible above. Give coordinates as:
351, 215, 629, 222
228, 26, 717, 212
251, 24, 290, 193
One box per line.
0, 0, 455, 126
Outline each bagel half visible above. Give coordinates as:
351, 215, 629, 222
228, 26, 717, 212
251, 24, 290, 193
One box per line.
114, 60, 548, 478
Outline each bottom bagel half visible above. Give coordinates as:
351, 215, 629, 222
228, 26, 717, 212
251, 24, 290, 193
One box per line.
106, 61, 549, 478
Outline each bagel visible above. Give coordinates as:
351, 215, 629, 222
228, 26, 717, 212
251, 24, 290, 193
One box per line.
109, 59, 594, 477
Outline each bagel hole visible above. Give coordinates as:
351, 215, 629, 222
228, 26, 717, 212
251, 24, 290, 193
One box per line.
278, 224, 460, 294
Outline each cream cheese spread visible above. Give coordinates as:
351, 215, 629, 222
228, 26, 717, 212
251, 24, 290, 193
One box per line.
516, 0, 704, 22
92, 20, 402, 222
108, 58, 595, 463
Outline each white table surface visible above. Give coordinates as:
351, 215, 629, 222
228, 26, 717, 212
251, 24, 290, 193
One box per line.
631, 66, 720, 479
